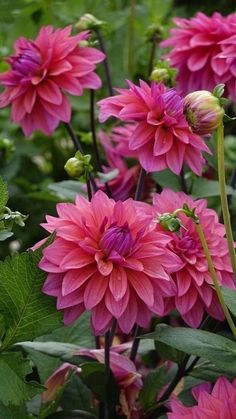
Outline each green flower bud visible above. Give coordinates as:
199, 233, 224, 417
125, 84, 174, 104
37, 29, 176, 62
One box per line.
64, 151, 93, 178
150, 60, 177, 87
76, 14, 105, 31
184, 88, 224, 136
158, 213, 182, 232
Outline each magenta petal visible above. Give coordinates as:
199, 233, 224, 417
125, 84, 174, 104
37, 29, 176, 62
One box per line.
109, 266, 128, 301
127, 270, 154, 306
84, 273, 108, 309
37, 80, 63, 105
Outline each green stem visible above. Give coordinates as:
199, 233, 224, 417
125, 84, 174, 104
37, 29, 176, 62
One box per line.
217, 123, 236, 279
127, 0, 136, 77
195, 223, 236, 339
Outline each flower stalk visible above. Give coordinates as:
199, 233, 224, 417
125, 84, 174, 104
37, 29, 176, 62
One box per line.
217, 122, 236, 279
195, 222, 236, 339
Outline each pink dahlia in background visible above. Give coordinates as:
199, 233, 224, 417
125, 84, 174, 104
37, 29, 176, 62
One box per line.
43, 343, 142, 417
168, 376, 236, 419
97, 124, 139, 201
38, 190, 182, 334
153, 189, 235, 327
97, 80, 210, 175
0, 26, 105, 136
219, 34, 236, 102
161, 12, 236, 96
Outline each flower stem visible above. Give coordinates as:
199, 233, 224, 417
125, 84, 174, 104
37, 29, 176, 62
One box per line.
95, 29, 113, 96
195, 222, 236, 339
64, 122, 98, 194
127, 0, 136, 77
135, 167, 146, 201
104, 329, 111, 418
129, 325, 143, 362
217, 123, 236, 279
89, 90, 112, 197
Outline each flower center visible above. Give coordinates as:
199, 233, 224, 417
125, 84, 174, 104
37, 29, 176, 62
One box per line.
100, 222, 133, 257
10, 46, 41, 76
176, 235, 199, 255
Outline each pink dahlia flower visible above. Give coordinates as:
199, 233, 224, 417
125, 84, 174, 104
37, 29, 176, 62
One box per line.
38, 190, 182, 334
161, 12, 236, 96
0, 26, 105, 136
97, 80, 210, 175
219, 34, 236, 102
152, 189, 235, 327
168, 376, 236, 419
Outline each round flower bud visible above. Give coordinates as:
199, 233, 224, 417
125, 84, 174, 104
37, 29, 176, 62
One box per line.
150, 60, 177, 87
64, 152, 93, 178
76, 14, 104, 31
158, 213, 182, 232
184, 90, 224, 136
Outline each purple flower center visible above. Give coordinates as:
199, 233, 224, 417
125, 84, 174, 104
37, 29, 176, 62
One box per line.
176, 235, 199, 255
100, 222, 133, 257
10, 46, 40, 76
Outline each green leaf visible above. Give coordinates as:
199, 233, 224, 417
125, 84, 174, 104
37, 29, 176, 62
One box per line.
0, 352, 43, 406
80, 362, 119, 408
143, 324, 236, 375
0, 229, 13, 241
139, 367, 166, 411
25, 313, 94, 384
152, 169, 180, 191
48, 181, 87, 201
155, 341, 185, 364
16, 341, 86, 366
0, 177, 8, 210
0, 401, 28, 419
221, 287, 236, 317
191, 178, 234, 198
0, 244, 62, 351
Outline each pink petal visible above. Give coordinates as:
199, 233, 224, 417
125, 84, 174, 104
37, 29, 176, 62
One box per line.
84, 273, 108, 309
127, 270, 154, 306
109, 266, 128, 301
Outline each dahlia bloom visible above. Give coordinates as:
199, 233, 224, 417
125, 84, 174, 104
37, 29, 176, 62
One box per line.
0, 26, 105, 136
42, 344, 142, 417
153, 189, 235, 327
97, 80, 210, 175
161, 12, 236, 96
38, 190, 182, 334
168, 376, 236, 419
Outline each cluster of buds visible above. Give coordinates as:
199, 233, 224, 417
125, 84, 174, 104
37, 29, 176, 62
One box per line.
64, 151, 93, 179
184, 84, 225, 136
0, 207, 28, 241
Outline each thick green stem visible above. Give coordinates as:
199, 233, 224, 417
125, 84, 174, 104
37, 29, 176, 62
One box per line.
217, 123, 236, 279
195, 223, 236, 339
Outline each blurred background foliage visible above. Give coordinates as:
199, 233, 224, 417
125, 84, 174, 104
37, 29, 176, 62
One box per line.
0, 0, 236, 258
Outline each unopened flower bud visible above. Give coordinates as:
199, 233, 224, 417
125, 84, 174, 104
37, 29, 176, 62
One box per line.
184, 89, 224, 136
150, 60, 177, 86
145, 24, 163, 43
158, 213, 182, 232
64, 151, 93, 178
76, 14, 105, 31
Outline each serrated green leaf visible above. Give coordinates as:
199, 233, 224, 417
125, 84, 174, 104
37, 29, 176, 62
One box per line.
0, 352, 43, 406
0, 245, 62, 351
139, 367, 165, 411
143, 324, 236, 375
221, 287, 236, 317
